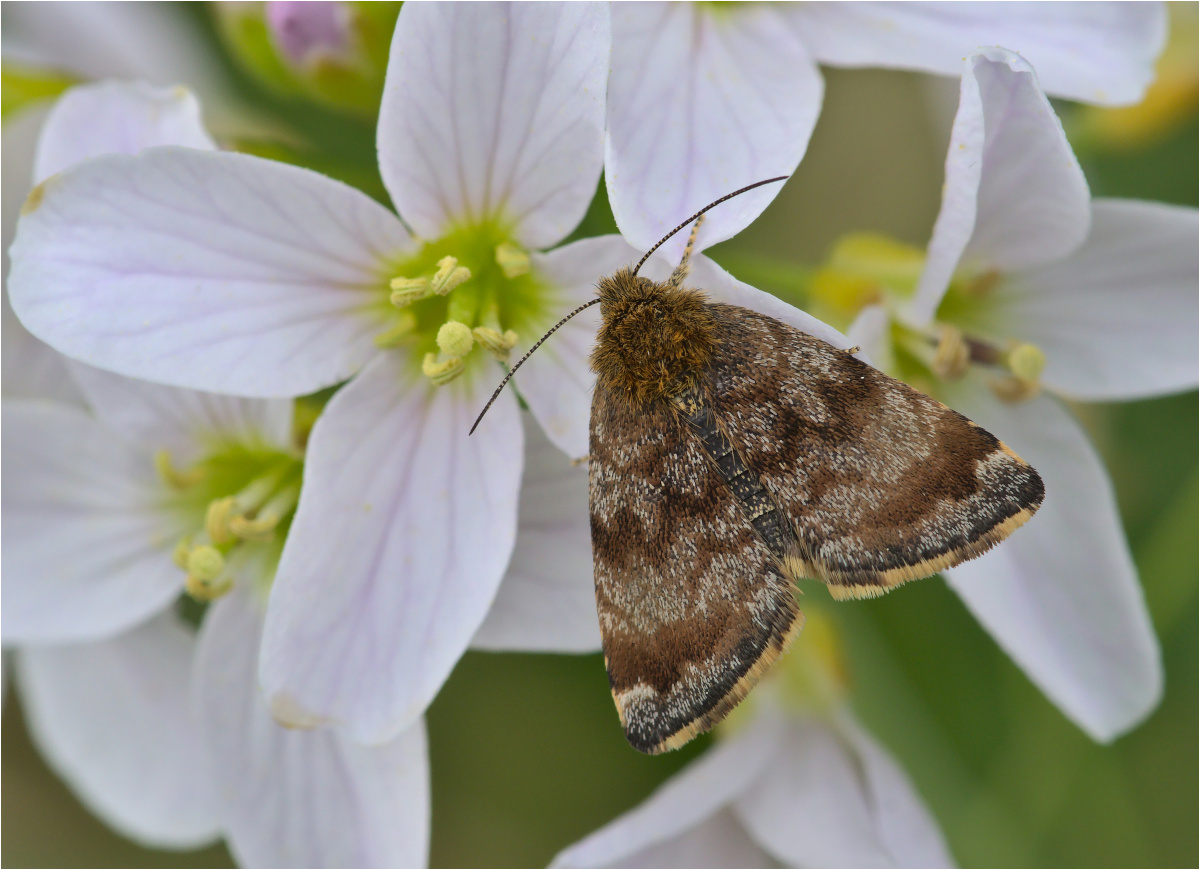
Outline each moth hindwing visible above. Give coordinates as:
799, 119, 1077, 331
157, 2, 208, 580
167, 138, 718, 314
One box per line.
587, 263, 1043, 755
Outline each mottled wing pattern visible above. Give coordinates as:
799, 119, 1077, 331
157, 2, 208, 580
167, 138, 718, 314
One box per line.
589, 381, 802, 754
705, 304, 1044, 600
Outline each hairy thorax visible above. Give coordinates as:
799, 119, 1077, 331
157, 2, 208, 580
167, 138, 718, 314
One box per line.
590, 268, 718, 407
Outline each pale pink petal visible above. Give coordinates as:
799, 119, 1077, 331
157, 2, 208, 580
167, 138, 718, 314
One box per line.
940, 382, 1162, 742
846, 303, 896, 373
788, 2, 1165, 105
379, 2, 609, 248
910, 48, 1091, 325
472, 416, 597, 652
988, 200, 1199, 401
8, 148, 412, 396
515, 235, 633, 459
260, 353, 523, 743
195, 589, 430, 867
607, 3, 821, 262
68, 363, 294, 463
17, 613, 221, 848
552, 711, 784, 868
34, 80, 216, 182
2, 402, 182, 643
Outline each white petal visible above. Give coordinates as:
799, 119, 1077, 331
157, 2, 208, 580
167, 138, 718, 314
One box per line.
1, 401, 181, 643
378, 2, 609, 248
734, 718, 901, 867
940, 384, 1162, 742
34, 81, 216, 183
552, 712, 784, 868
17, 613, 222, 848
788, 2, 1165, 105
991, 199, 1199, 401
607, 3, 821, 262
2, 105, 82, 405
8, 148, 412, 396
195, 589, 429, 867
835, 713, 955, 867
68, 363, 294, 462
472, 415, 598, 652
260, 353, 523, 743
846, 304, 896, 373
910, 48, 1091, 326
515, 235, 633, 459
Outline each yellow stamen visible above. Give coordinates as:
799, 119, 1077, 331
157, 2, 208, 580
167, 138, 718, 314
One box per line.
422, 352, 464, 386
931, 324, 969, 381
1005, 342, 1046, 384
205, 497, 238, 546
494, 242, 530, 278
172, 537, 192, 570
154, 449, 204, 489
186, 545, 225, 582
436, 320, 475, 358
389, 276, 430, 307
185, 572, 233, 602
472, 326, 519, 361
991, 374, 1042, 403
430, 256, 471, 295
229, 483, 301, 542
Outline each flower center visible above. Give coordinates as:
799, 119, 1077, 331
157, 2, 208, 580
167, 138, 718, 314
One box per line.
373, 223, 550, 387
811, 233, 1047, 403
157, 441, 304, 603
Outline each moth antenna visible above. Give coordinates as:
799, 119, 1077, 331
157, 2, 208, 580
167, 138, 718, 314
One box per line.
632, 175, 788, 276
468, 297, 601, 436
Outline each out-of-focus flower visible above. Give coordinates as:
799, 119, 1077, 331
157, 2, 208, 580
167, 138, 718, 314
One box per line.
605, 1, 1167, 266
553, 614, 953, 869
812, 48, 1198, 742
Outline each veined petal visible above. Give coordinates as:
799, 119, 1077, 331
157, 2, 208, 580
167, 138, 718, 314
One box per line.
910, 48, 1091, 326
515, 235, 632, 459
260, 353, 523, 743
552, 711, 784, 868
989, 199, 1199, 401
17, 613, 222, 848
379, 2, 609, 248
195, 589, 429, 867
607, 3, 821, 263
940, 383, 1162, 742
34, 80, 217, 183
68, 363, 294, 462
2, 402, 182, 643
472, 416, 597, 652
8, 148, 413, 396
788, 2, 1165, 105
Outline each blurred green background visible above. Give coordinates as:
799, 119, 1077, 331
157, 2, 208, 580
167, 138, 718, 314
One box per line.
3, 4, 1196, 867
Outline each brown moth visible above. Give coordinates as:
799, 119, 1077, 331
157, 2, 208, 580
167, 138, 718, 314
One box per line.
472, 179, 1044, 755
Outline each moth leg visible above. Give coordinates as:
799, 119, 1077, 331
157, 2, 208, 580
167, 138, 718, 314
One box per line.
666, 214, 705, 290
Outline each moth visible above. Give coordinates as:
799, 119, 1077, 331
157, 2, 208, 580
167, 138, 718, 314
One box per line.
472, 178, 1044, 754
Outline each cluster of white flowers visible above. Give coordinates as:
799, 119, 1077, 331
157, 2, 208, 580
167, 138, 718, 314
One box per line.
3, 2, 1194, 866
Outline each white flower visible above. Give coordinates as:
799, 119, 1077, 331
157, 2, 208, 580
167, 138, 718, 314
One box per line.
553, 617, 954, 869
8, 2, 614, 745
824, 48, 1197, 741
605, 1, 1167, 266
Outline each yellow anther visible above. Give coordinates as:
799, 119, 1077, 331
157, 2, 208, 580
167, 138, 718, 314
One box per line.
185, 571, 233, 602
229, 514, 279, 541
186, 545, 226, 582
990, 374, 1042, 403
374, 310, 418, 348
1005, 342, 1046, 384
422, 352, 464, 386
494, 242, 531, 278
437, 320, 475, 357
472, 326, 519, 361
931, 324, 969, 381
154, 449, 204, 489
172, 538, 192, 570
389, 276, 430, 307
205, 497, 239, 546
430, 256, 471, 295
966, 268, 1002, 297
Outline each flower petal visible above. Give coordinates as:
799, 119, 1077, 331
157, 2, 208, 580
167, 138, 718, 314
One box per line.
67, 363, 294, 462
551, 711, 784, 868
16, 613, 222, 848
910, 48, 1091, 325
990, 199, 1199, 401
607, 3, 822, 263
515, 235, 634, 459
378, 2, 609, 248
34, 81, 217, 182
260, 352, 523, 743
8, 148, 412, 396
1, 401, 181, 643
788, 2, 1165, 105
472, 415, 597, 652
195, 589, 429, 867
939, 383, 1162, 742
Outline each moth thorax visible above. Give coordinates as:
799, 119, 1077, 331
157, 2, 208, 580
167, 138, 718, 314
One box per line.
591, 270, 717, 406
